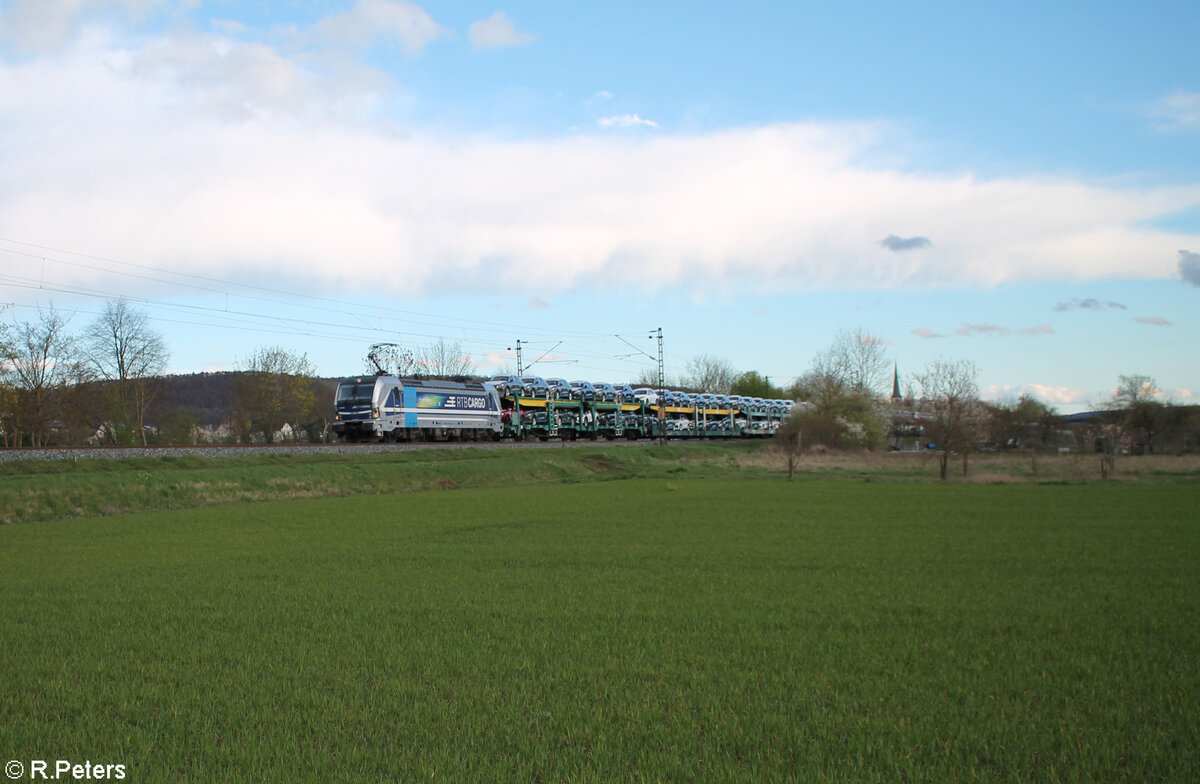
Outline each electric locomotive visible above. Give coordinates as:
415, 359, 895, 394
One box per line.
332, 376, 502, 442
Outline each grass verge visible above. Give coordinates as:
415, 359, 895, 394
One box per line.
1, 443, 1197, 525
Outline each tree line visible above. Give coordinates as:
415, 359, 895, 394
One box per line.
2, 303, 1195, 457
0, 302, 331, 447
764, 328, 1198, 480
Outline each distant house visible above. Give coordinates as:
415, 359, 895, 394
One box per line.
193, 422, 237, 444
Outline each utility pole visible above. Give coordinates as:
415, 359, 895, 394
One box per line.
654, 327, 665, 444
508, 339, 524, 376
655, 327, 664, 397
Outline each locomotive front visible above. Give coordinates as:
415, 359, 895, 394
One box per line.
331, 376, 383, 441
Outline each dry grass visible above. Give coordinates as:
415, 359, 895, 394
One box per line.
751, 444, 1200, 484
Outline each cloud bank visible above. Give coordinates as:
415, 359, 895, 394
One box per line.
2, 5, 1199, 301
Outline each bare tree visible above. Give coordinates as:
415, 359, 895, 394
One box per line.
0, 307, 81, 446
793, 367, 888, 449
682, 354, 736, 393
1108, 373, 1168, 453
82, 299, 169, 445
235, 346, 317, 443
773, 407, 805, 479
0, 382, 15, 447
811, 326, 890, 396
632, 367, 663, 388
415, 338, 474, 378
915, 357, 983, 480
794, 326, 891, 449
795, 368, 847, 412
0, 309, 14, 446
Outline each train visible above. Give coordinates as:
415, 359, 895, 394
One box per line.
331, 375, 795, 443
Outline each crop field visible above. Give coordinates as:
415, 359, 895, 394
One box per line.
2, 456, 1198, 781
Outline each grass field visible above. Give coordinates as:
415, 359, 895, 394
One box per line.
2, 468, 1198, 782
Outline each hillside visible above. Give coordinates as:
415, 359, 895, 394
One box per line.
150, 372, 339, 427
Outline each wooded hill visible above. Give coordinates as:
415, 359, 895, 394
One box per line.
149, 372, 339, 427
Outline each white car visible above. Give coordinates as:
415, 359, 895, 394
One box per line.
633, 388, 660, 405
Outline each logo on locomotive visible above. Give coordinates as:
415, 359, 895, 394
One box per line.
416, 393, 490, 410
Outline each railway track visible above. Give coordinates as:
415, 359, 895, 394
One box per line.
0, 438, 662, 463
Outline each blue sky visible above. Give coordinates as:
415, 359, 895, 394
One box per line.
0, 0, 1197, 412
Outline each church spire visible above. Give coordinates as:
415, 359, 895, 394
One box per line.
891, 362, 902, 402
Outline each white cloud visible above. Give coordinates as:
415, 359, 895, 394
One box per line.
956, 323, 1007, 337
1053, 298, 1126, 311
1, 24, 1200, 302
133, 35, 319, 120
598, 113, 659, 129
211, 19, 248, 36
468, 11, 535, 49
0, 0, 165, 52
921, 323, 1053, 339
481, 348, 514, 369
982, 384, 1088, 405
1149, 90, 1200, 132
314, 0, 446, 57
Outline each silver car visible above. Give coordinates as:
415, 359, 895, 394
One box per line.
592, 382, 618, 402
570, 381, 598, 400
488, 374, 523, 396
544, 378, 575, 399
520, 376, 550, 397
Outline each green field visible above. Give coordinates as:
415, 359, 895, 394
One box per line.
2, 455, 1198, 781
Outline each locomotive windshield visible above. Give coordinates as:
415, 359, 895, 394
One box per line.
336, 379, 376, 406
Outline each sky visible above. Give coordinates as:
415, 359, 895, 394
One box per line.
0, 0, 1197, 413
